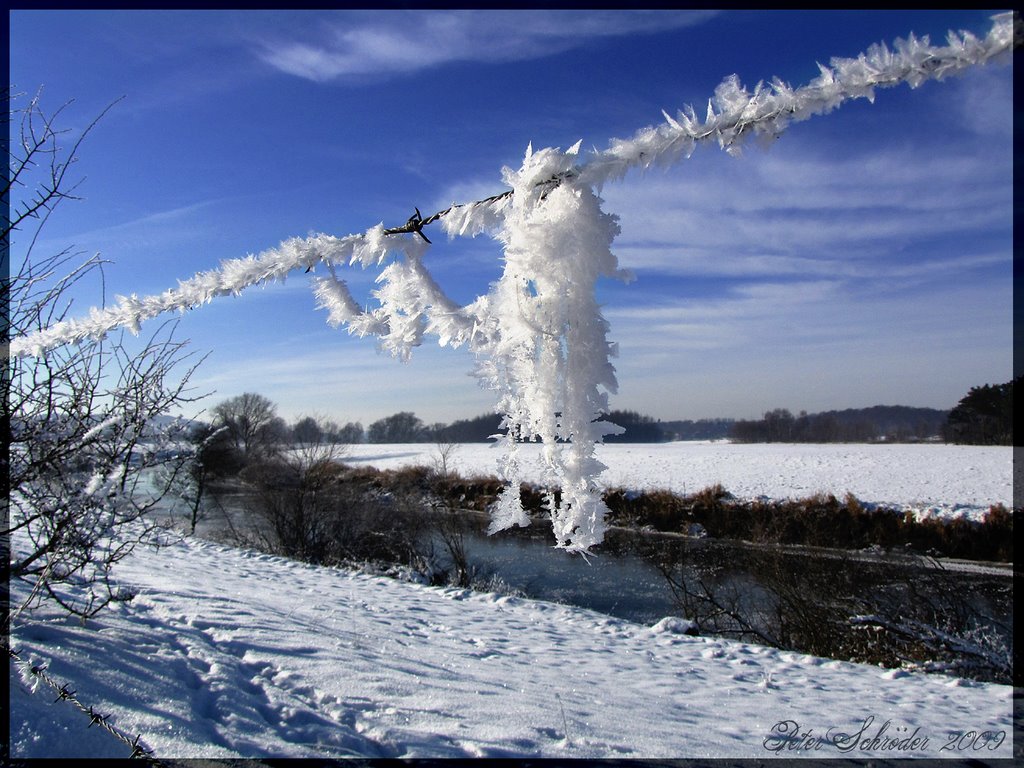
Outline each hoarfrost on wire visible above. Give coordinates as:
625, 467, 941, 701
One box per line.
475, 143, 629, 553
318, 142, 631, 552
6, 12, 1016, 551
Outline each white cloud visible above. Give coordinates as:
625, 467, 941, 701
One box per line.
256, 10, 717, 82
599, 133, 1011, 277
27, 199, 222, 253
946, 62, 1014, 140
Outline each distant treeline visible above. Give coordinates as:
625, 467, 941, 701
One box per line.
430, 413, 505, 443
364, 406, 950, 444
730, 378, 1017, 445
601, 411, 735, 442
604, 406, 956, 444
729, 406, 949, 444
261, 377, 1014, 445
358, 410, 735, 444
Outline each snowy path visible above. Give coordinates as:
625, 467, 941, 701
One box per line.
9, 532, 1014, 759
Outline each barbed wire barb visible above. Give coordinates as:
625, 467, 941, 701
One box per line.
7, 645, 174, 766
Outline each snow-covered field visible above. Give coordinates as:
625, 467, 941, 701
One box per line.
343, 441, 1016, 522
8, 531, 1014, 760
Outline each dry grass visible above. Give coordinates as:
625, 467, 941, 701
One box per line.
602, 484, 1013, 561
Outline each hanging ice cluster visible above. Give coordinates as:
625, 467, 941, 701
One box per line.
318, 142, 632, 552
470, 143, 630, 552
8, 12, 1016, 551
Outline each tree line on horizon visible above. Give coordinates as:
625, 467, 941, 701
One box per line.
198, 376, 1014, 455
729, 405, 947, 444
730, 378, 1016, 445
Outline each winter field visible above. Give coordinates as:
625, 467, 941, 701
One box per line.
8, 440, 1016, 760
344, 440, 1016, 522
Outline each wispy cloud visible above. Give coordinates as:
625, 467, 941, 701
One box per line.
946, 64, 1014, 140
603, 274, 1012, 415
604, 249, 1010, 346
255, 10, 717, 82
14, 199, 227, 273
50, 199, 222, 244
192, 335, 494, 424
601, 137, 1011, 279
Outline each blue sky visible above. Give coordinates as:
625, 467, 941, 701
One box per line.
8, 9, 1014, 427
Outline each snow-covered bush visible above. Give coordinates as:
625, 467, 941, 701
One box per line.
5, 257, 204, 619
4, 95, 205, 619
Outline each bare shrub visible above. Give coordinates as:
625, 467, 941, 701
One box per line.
4, 93, 206, 620
229, 426, 430, 569
637, 537, 1012, 683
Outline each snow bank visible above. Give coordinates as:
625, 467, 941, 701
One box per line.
8, 531, 1013, 759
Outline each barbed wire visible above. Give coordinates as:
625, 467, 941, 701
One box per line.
7, 644, 174, 766
384, 12, 1019, 247
7, 11, 1018, 362
381, 171, 573, 242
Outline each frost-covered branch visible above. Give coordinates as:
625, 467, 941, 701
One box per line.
4, 91, 123, 252
850, 613, 1012, 679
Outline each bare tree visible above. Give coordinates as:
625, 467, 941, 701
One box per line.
336, 421, 364, 444
292, 415, 324, 444
431, 439, 459, 479
211, 392, 282, 463
161, 421, 229, 535
4, 89, 119, 248
4, 92, 207, 620
423, 441, 475, 587
367, 411, 425, 443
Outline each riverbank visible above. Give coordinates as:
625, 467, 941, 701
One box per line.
194, 460, 1013, 684
340, 460, 1013, 562
9, 526, 1015, 759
